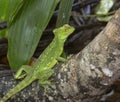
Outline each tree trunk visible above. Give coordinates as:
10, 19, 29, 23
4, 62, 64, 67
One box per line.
0, 8, 120, 102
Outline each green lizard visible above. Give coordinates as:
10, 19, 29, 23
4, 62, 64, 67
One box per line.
0, 24, 75, 102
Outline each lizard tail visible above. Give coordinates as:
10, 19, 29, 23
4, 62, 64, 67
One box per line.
0, 75, 35, 102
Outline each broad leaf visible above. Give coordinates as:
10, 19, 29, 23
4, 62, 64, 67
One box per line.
0, 0, 24, 38
8, 0, 59, 69
56, 0, 74, 27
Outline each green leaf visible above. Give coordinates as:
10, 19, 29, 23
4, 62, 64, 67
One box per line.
0, 0, 11, 21
95, 0, 114, 22
8, 0, 59, 69
7, 0, 25, 26
0, 0, 23, 38
56, 0, 74, 58
0, 0, 12, 38
56, 0, 74, 27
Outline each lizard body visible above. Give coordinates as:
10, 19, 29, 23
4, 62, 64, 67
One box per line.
0, 24, 75, 102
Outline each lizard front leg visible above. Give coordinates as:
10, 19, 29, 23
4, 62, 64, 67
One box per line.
57, 54, 73, 62
57, 57, 67, 62
14, 65, 32, 79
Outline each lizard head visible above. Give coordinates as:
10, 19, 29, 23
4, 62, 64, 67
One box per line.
53, 24, 75, 40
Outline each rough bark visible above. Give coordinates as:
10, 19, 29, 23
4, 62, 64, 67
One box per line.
0, 8, 120, 102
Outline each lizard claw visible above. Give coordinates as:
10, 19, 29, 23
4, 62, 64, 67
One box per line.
14, 65, 32, 79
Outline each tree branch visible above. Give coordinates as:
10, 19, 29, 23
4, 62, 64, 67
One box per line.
0, 8, 120, 102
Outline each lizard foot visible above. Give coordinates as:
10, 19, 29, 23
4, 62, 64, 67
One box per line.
39, 79, 55, 94
38, 69, 54, 90
14, 65, 32, 79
